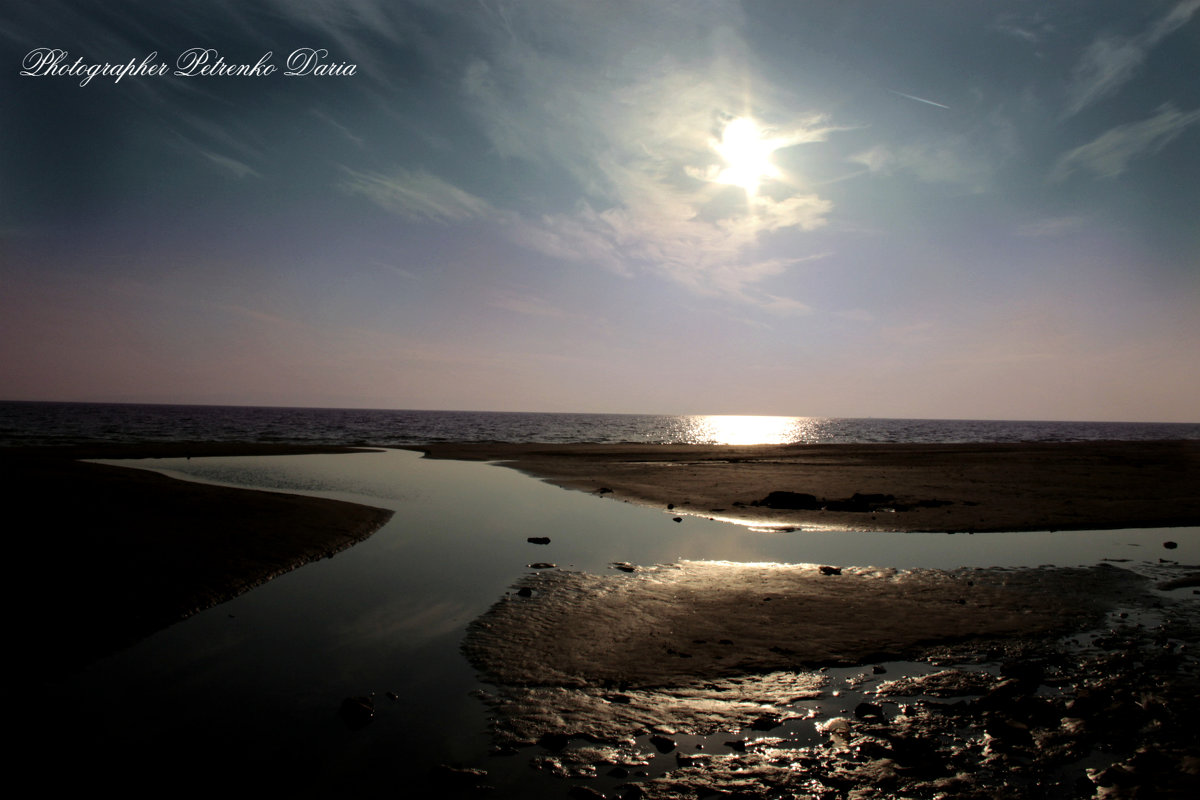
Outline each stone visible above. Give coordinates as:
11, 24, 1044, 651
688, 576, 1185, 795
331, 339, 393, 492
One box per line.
649, 734, 676, 753
338, 696, 374, 729
752, 491, 821, 510
855, 702, 887, 721
538, 732, 571, 751
750, 713, 783, 731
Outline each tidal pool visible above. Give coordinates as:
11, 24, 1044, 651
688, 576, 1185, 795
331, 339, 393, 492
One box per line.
45, 448, 1196, 795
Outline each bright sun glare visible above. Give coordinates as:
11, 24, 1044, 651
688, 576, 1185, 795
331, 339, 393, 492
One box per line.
693, 415, 801, 445
713, 117, 782, 197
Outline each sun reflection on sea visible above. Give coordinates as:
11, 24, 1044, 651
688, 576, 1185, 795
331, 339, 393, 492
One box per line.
682, 415, 826, 445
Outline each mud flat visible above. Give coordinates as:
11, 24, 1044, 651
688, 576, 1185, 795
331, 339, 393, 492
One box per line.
464, 560, 1200, 798
414, 440, 1200, 532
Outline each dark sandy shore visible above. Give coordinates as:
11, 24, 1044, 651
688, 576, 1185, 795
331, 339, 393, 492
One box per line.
413, 440, 1200, 532
5, 442, 393, 677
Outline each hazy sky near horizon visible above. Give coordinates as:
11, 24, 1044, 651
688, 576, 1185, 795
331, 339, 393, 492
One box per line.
2, 1, 1198, 421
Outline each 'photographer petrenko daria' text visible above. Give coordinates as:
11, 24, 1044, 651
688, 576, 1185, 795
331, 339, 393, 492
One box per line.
20, 48, 356, 87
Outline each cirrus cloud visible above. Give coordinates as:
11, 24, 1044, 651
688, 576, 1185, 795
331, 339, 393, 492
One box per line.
1050, 104, 1200, 181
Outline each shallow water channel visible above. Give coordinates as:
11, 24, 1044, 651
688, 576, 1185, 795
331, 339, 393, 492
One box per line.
52, 448, 1197, 795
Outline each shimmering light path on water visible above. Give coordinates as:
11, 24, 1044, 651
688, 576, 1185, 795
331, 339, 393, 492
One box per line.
4, 400, 1198, 447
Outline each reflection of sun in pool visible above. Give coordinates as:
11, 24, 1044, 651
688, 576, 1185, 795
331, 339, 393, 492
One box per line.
713, 117, 783, 197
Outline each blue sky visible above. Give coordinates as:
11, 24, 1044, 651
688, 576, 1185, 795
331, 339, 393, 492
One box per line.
2, 1, 1198, 420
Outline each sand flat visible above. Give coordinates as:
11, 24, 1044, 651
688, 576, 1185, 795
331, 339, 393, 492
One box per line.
465, 561, 1148, 688
413, 439, 1200, 532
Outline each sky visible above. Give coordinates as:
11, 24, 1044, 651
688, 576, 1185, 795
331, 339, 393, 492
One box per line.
2, 0, 1198, 421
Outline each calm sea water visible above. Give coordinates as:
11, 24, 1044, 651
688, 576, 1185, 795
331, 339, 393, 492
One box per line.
2, 400, 1197, 446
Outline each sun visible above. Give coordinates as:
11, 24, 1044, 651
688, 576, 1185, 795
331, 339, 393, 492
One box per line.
713, 117, 782, 197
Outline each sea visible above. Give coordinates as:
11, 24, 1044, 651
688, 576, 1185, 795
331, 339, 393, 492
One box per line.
2, 400, 1198, 447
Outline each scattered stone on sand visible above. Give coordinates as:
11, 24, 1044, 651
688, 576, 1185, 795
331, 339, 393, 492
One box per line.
462, 560, 1200, 798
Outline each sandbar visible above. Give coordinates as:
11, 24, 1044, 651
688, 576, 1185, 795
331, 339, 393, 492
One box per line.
5, 442, 394, 677
413, 439, 1200, 532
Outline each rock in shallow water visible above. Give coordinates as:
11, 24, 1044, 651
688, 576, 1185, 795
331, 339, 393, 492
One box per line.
338, 695, 374, 729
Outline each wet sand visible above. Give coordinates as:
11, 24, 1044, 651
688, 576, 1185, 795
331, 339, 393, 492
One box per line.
465, 559, 1199, 799
423, 440, 1200, 796
466, 562, 1150, 690
5, 443, 394, 677
413, 439, 1200, 532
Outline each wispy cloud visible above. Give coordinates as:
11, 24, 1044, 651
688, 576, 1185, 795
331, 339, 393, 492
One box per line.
215, 303, 299, 328
848, 138, 994, 193
487, 290, 565, 318
1016, 215, 1089, 238
201, 151, 261, 180
1062, 0, 1200, 118
1050, 104, 1200, 181
757, 293, 812, 316
310, 109, 365, 148
341, 167, 494, 222
371, 260, 420, 281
